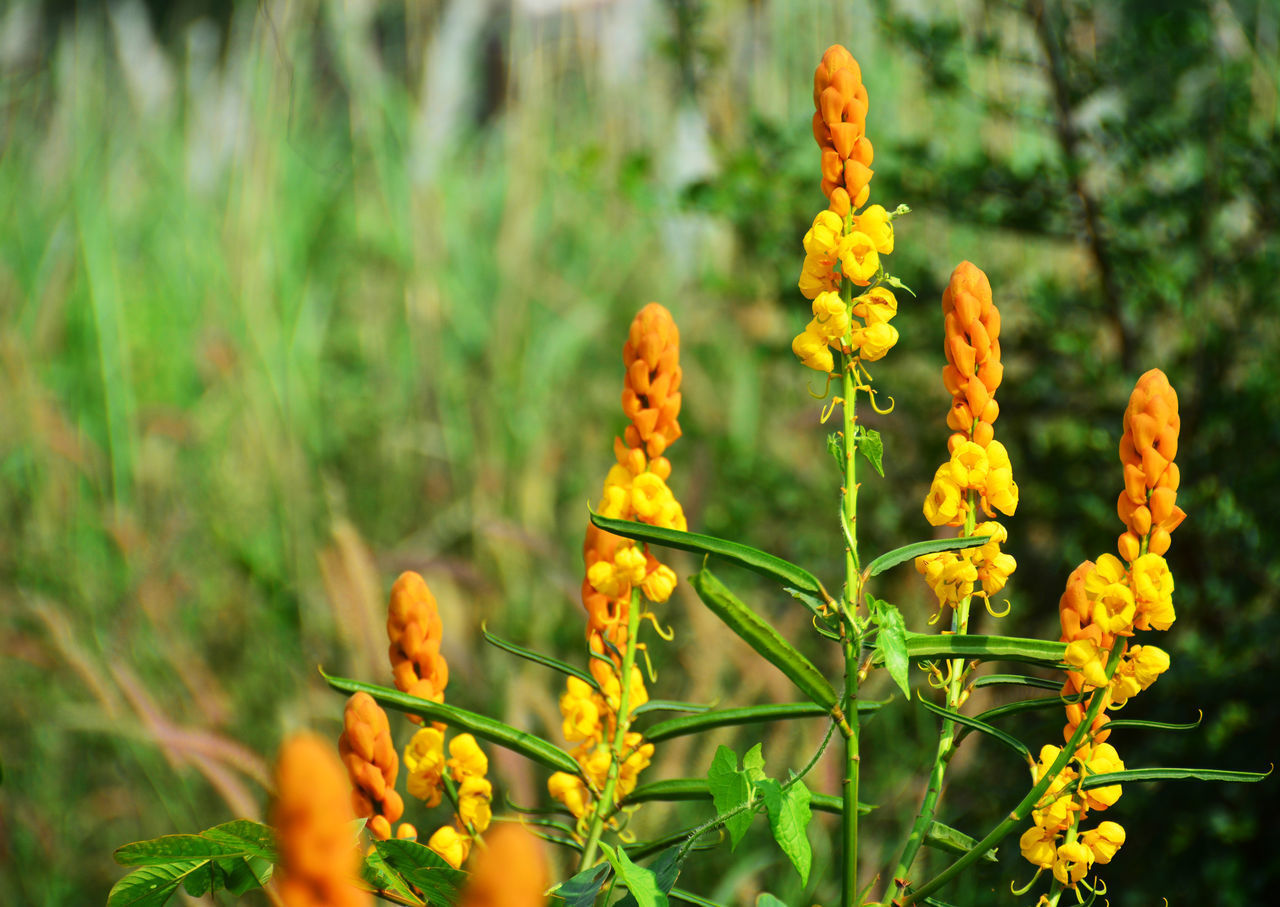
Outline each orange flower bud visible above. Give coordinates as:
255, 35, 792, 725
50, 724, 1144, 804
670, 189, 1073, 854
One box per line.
338, 693, 404, 838
387, 573, 449, 723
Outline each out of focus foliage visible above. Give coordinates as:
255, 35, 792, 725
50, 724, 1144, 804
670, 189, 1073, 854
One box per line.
0, 1, 1275, 904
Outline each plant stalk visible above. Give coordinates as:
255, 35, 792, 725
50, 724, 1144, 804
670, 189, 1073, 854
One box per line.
840, 333, 862, 907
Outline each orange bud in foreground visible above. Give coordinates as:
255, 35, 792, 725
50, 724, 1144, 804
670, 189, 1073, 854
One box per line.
460, 824, 551, 907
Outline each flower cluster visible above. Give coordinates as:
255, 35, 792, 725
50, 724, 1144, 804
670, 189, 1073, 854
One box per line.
1021, 369, 1184, 889
388, 570, 449, 718
916, 263, 1017, 614
794, 45, 900, 375
272, 732, 369, 907
338, 692, 407, 842
549, 304, 681, 830
386, 570, 495, 867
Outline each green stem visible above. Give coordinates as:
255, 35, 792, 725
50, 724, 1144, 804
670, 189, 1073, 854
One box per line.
898, 641, 1124, 905
890, 495, 978, 893
578, 589, 643, 870
840, 302, 862, 906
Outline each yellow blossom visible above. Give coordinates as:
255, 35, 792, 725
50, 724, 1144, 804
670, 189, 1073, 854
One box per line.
803, 210, 844, 257
1064, 633, 1110, 689
982, 440, 1019, 516
798, 253, 839, 300
428, 825, 471, 868
915, 550, 978, 610
1052, 839, 1093, 887
923, 464, 966, 527
457, 776, 493, 832
851, 287, 897, 325
948, 441, 990, 490
792, 326, 835, 373
853, 204, 894, 254
631, 473, 672, 521
404, 727, 446, 807
447, 734, 489, 783
559, 677, 603, 744
1129, 552, 1175, 630
641, 563, 678, 603
548, 772, 591, 820
1019, 823, 1058, 870
837, 231, 880, 285
851, 321, 898, 361
1079, 743, 1125, 811
1082, 821, 1125, 864
811, 291, 850, 341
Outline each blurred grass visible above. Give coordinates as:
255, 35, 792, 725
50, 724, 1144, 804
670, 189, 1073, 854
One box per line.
1, 1, 1277, 905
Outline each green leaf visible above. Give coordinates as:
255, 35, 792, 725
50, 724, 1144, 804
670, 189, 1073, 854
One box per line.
108, 862, 210, 907
114, 835, 241, 866
1104, 714, 1203, 732
870, 596, 910, 698
785, 587, 835, 621
970, 674, 1063, 692
865, 536, 987, 577
201, 820, 277, 861
671, 889, 726, 907
889, 632, 1067, 667
374, 839, 467, 904
857, 427, 884, 477
110, 820, 277, 905
760, 778, 813, 885
1078, 766, 1272, 790
963, 695, 1085, 736
322, 672, 581, 775
589, 513, 824, 596
362, 847, 426, 906
916, 695, 1030, 760
616, 848, 686, 907
551, 863, 611, 907
642, 703, 831, 743
923, 821, 998, 863
757, 895, 789, 907
632, 699, 714, 717
622, 778, 871, 815
600, 842, 669, 907
742, 743, 767, 783
690, 569, 840, 713
707, 746, 756, 849
223, 855, 273, 896
481, 623, 599, 689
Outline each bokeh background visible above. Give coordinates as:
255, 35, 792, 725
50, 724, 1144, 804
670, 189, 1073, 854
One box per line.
2, 0, 1277, 904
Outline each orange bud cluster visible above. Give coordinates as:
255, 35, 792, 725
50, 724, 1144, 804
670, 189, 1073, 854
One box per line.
621, 303, 683, 458
1116, 369, 1186, 562
339, 692, 405, 840
941, 261, 1003, 449
387, 571, 449, 714
272, 733, 370, 907
812, 44, 874, 216
459, 824, 550, 907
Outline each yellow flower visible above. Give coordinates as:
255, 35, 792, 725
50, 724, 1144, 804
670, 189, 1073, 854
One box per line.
428, 825, 471, 869
915, 550, 978, 610
631, 472, 672, 521
1089, 576, 1137, 636
1079, 743, 1125, 811
798, 253, 839, 300
1019, 822, 1058, 870
948, 441, 990, 491
923, 464, 965, 527
853, 204, 894, 254
600, 663, 649, 716
548, 772, 591, 820
837, 231, 880, 285
803, 210, 845, 257
850, 321, 898, 361
792, 326, 835, 373
982, 440, 1019, 516
559, 677, 603, 744
641, 563, 678, 603
970, 521, 1016, 596
457, 775, 493, 832
1052, 839, 1093, 887
1129, 552, 1175, 631
447, 733, 488, 783
1064, 636, 1110, 689
851, 287, 897, 324
656, 497, 687, 531
811, 291, 850, 342
1082, 821, 1125, 864
599, 484, 630, 519
404, 727, 446, 807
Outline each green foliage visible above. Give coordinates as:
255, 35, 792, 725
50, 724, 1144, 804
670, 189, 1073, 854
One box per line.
758, 779, 813, 885
109, 820, 275, 906
868, 596, 910, 698
864, 536, 987, 578
854, 427, 885, 478
600, 842, 670, 907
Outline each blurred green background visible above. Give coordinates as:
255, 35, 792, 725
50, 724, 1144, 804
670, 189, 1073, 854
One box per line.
2, 0, 1277, 904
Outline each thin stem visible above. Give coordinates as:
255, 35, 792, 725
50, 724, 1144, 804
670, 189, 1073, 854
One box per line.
898, 642, 1125, 905
578, 589, 643, 870
840, 292, 862, 906
890, 493, 978, 895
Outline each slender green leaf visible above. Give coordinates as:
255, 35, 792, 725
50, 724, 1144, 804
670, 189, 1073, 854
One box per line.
644, 701, 881, 744
707, 746, 756, 849
865, 536, 987, 577
633, 699, 714, 717
671, 889, 726, 907
964, 695, 1085, 734
551, 863, 611, 907
870, 596, 910, 698
916, 695, 1030, 760
1104, 713, 1203, 732
616, 848, 686, 907
626, 829, 710, 862
890, 633, 1067, 666
760, 779, 813, 885
481, 623, 598, 688
922, 897, 963, 907
923, 821, 998, 863
590, 513, 823, 596
970, 674, 1063, 692
690, 569, 839, 712
1078, 766, 1272, 790
857, 427, 884, 477
362, 847, 426, 906
114, 835, 242, 866
374, 839, 467, 904
600, 842, 669, 907
623, 778, 870, 815
323, 672, 580, 775
785, 587, 834, 621
108, 862, 209, 907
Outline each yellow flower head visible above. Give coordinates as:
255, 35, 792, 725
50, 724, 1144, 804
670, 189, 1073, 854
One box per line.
923, 464, 966, 527
798, 252, 840, 300
642, 563, 678, 604
803, 210, 845, 258
559, 677, 603, 745
1052, 839, 1094, 887
447, 733, 489, 783
837, 231, 880, 285
811, 291, 850, 342
457, 775, 493, 833
1129, 552, 1175, 631
850, 320, 898, 361
428, 824, 472, 869
1019, 822, 1058, 870
851, 287, 897, 325
854, 204, 894, 255
981, 440, 1019, 516
404, 727, 446, 807
1082, 821, 1126, 865
792, 326, 836, 373
631, 472, 673, 522
548, 772, 592, 820
1079, 742, 1125, 812
948, 441, 990, 491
